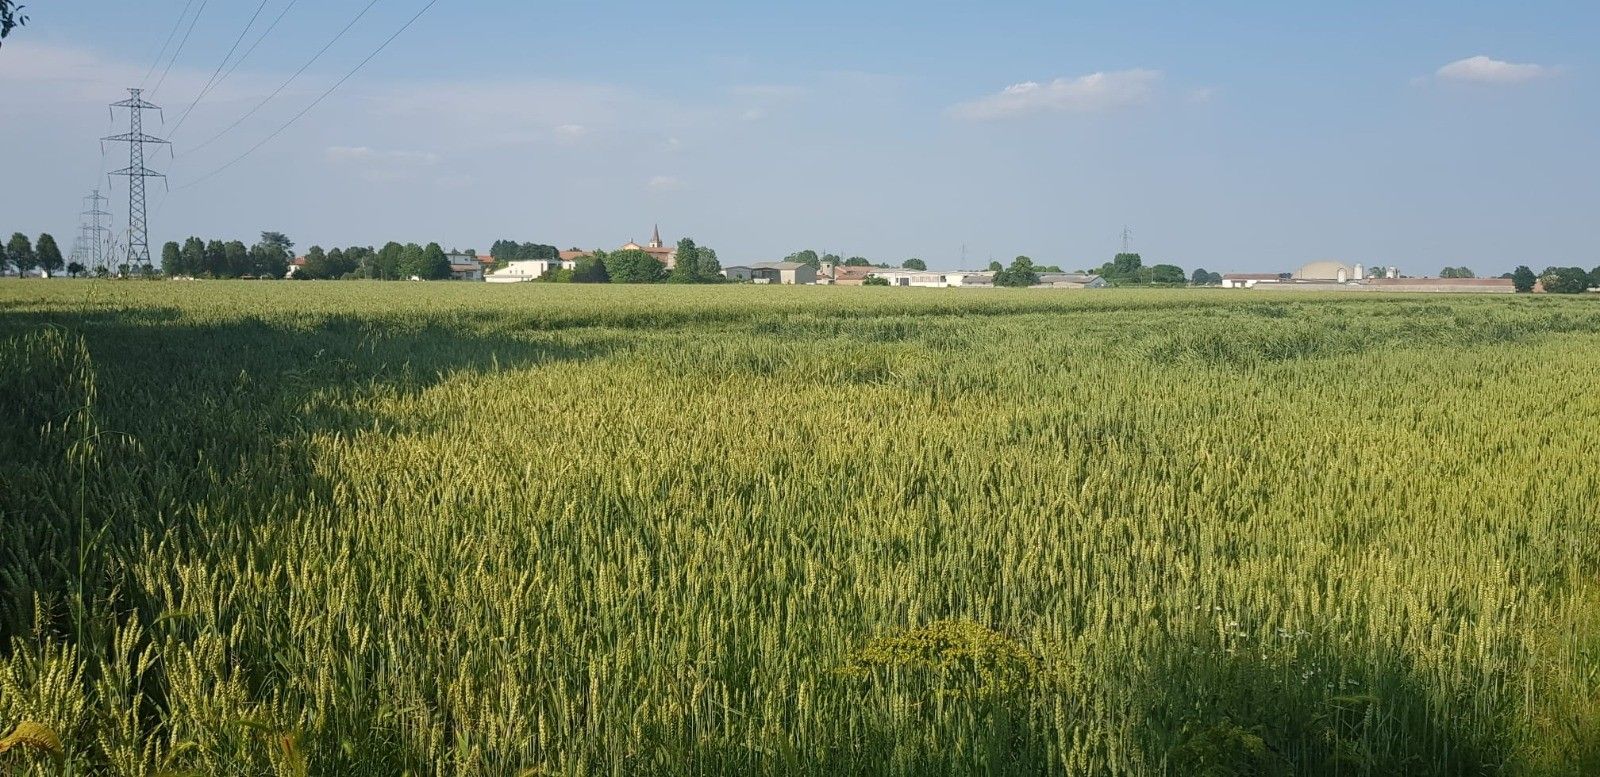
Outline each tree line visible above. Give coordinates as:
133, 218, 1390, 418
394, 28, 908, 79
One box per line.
489, 240, 559, 263
538, 239, 724, 284
1502, 265, 1600, 294
293, 242, 457, 280
2, 233, 67, 277
161, 232, 294, 279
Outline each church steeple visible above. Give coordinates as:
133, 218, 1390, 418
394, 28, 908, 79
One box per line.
648, 224, 662, 249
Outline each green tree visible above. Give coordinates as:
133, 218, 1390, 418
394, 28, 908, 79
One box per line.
181, 237, 206, 277
250, 240, 290, 279
670, 238, 701, 283
1539, 266, 1589, 294
994, 255, 1039, 287
1511, 265, 1537, 293
7, 232, 35, 276
571, 252, 611, 283
299, 246, 329, 279
863, 276, 890, 286
224, 240, 250, 277
785, 249, 821, 269
259, 231, 294, 257
604, 249, 667, 283
1588, 265, 1600, 289
696, 246, 723, 282
34, 233, 63, 277
204, 240, 227, 277
67, 261, 85, 277
1440, 266, 1476, 279
1191, 268, 1213, 286
987, 260, 1003, 272
902, 257, 927, 271
397, 243, 424, 279
1111, 253, 1143, 278
844, 257, 872, 267
161, 241, 182, 275
375, 242, 404, 280
420, 242, 451, 280
1149, 264, 1186, 285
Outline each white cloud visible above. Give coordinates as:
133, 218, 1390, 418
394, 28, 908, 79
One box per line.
646, 175, 684, 192
1433, 55, 1556, 85
553, 123, 587, 140
1186, 87, 1217, 104
949, 69, 1162, 120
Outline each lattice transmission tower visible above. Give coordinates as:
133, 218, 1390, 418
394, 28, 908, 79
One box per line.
105, 88, 169, 275
72, 189, 113, 273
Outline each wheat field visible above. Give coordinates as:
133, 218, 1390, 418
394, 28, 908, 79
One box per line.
2, 281, 1598, 775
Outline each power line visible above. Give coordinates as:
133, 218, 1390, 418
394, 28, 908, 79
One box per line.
142, 0, 198, 88
185, 0, 384, 157
219, 0, 302, 85
175, 0, 441, 192
150, 0, 211, 98
166, 0, 272, 139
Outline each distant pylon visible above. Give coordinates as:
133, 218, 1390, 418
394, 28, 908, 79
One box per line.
73, 189, 113, 273
1120, 225, 1134, 253
105, 88, 169, 275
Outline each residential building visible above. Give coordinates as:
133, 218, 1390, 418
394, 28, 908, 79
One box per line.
486, 260, 557, 283
558, 249, 593, 270
721, 265, 755, 281
829, 266, 876, 285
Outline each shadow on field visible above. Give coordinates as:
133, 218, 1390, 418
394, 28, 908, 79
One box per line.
0, 305, 617, 640
1137, 638, 1513, 776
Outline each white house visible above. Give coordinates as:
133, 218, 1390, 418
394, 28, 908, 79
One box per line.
486, 260, 557, 283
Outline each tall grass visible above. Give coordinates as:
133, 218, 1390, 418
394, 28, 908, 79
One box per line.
2, 281, 1598, 775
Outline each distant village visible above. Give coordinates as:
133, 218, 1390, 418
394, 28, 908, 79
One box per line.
6, 223, 1594, 293
359, 225, 1577, 294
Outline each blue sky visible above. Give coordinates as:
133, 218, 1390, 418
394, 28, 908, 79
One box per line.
3, 1, 1597, 273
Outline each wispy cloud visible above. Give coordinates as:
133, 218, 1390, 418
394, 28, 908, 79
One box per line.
949, 69, 1162, 120
553, 123, 587, 141
646, 175, 684, 192
1430, 55, 1558, 85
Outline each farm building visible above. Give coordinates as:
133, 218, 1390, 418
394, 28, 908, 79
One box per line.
1221, 273, 1289, 289
1363, 278, 1517, 293
750, 262, 817, 285
721, 265, 755, 281
1036, 273, 1108, 289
